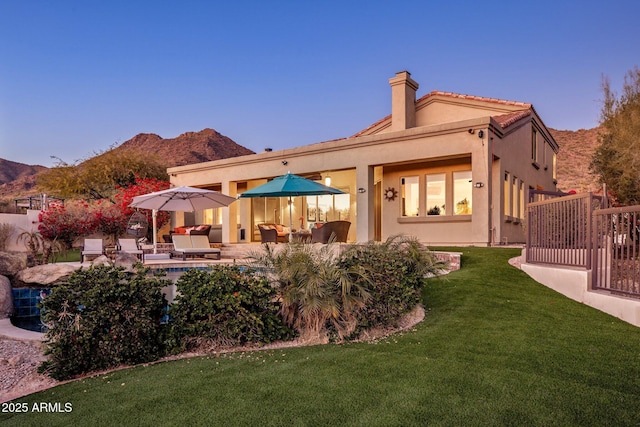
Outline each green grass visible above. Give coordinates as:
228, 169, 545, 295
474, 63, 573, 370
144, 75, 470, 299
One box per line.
51, 249, 80, 263
3, 247, 640, 426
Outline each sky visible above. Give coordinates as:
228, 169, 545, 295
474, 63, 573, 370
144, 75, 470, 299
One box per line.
1, 1, 638, 167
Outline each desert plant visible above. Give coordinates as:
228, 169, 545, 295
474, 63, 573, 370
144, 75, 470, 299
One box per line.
167, 266, 294, 352
0, 223, 16, 251
16, 230, 64, 265
338, 234, 446, 331
39, 264, 169, 380
247, 243, 370, 342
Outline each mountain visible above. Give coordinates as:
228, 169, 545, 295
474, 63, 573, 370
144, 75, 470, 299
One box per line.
0, 128, 254, 204
115, 128, 254, 167
550, 127, 601, 193
0, 159, 46, 185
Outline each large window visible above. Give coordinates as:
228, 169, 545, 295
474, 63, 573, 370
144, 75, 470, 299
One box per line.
401, 176, 419, 217
426, 173, 446, 215
203, 208, 222, 225
453, 171, 472, 215
307, 193, 350, 222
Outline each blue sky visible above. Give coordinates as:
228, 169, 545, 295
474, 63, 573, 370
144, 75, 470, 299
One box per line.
1, 1, 638, 167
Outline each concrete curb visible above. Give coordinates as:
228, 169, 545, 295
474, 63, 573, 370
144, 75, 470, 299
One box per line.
0, 318, 44, 342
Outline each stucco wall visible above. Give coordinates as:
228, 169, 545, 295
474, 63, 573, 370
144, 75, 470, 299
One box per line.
0, 210, 40, 252
521, 255, 640, 328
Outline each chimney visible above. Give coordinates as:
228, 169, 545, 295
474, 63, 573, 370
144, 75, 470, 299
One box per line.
389, 71, 419, 131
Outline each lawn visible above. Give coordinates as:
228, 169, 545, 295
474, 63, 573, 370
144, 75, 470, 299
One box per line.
3, 247, 640, 426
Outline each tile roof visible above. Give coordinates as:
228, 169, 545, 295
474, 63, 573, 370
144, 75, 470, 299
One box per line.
351, 90, 533, 137
492, 110, 532, 128
420, 90, 531, 108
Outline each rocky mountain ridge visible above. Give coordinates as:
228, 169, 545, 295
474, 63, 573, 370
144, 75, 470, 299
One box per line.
0, 128, 254, 201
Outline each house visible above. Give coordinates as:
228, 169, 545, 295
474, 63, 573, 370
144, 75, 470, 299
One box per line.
168, 71, 558, 246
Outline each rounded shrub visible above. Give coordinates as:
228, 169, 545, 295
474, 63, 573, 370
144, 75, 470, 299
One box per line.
39, 265, 170, 380
167, 265, 294, 352
338, 235, 446, 331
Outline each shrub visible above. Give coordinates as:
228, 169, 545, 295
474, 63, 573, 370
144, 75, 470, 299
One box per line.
338, 235, 447, 331
0, 223, 15, 251
248, 243, 369, 342
39, 265, 169, 380
167, 266, 294, 352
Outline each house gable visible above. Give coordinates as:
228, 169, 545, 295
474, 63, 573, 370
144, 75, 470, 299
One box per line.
353, 90, 533, 137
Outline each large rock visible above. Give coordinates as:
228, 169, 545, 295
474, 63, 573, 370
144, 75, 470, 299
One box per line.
15, 263, 79, 286
113, 252, 140, 272
0, 275, 13, 318
0, 252, 28, 277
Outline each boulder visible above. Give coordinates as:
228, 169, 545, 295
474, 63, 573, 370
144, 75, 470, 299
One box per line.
87, 255, 112, 266
0, 252, 28, 277
0, 275, 13, 318
114, 252, 140, 272
15, 263, 79, 286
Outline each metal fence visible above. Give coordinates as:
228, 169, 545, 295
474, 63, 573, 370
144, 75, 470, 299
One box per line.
592, 206, 640, 297
526, 193, 604, 268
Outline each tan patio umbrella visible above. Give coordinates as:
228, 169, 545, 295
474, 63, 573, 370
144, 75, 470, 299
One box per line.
130, 186, 236, 253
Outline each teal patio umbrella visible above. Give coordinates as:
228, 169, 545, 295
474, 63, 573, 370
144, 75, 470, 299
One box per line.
240, 173, 345, 240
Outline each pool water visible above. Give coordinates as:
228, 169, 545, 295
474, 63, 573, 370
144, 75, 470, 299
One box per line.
10, 315, 48, 333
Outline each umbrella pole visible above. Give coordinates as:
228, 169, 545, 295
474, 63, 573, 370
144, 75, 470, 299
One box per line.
288, 196, 293, 242
152, 209, 158, 254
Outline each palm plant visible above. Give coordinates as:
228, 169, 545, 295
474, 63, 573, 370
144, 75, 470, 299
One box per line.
17, 230, 64, 265
247, 242, 370, 342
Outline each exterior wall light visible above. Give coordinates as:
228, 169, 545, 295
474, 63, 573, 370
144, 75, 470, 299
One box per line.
474, 182, 485, 188
357, 188, 366, 193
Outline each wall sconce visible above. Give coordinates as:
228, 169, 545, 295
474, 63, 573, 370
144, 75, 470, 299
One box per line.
357, 188, 366, 193
281, 160, 288, 165
474, 182, 484, 188
477, 130, 484, 138
325, 175, 331, 187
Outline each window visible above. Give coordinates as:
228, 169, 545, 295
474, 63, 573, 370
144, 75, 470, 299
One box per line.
531, 128, 538, 162
519, 181, 525, 220
426, 173, 446, 215
453, 171, 472, 215
204, 208, 222, 225
512, 176, 518, 219
401, 176, 419, 216
552, 152, 557, 180
504, 172, 511, 217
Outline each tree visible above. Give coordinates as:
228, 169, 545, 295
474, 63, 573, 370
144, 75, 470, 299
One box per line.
37, 146, 169, 199
590, 67, 640, 205
38, 177, 171, 246
38, 201, 96, 249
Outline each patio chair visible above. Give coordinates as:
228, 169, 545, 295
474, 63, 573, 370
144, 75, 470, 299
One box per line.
258, 224, 289, 243
117, 238, 144, 262
311, 221, 350, 244
171, 234, 221, 261
81, 238, 105, 263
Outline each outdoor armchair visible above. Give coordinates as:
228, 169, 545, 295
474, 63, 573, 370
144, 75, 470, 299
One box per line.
117, 238, 144, 262
81, 238, 105, 263
311, 221, 350, 244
